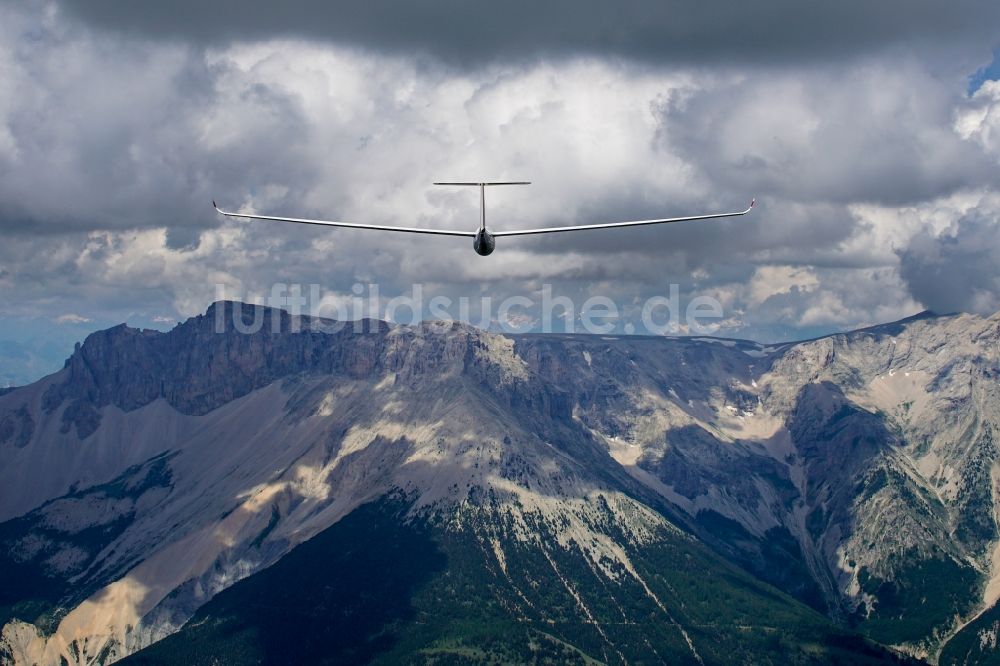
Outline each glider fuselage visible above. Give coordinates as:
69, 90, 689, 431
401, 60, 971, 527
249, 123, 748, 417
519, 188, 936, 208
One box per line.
473, 228, 495, 256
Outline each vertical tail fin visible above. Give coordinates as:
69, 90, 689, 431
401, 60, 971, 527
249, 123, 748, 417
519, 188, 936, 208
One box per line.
433, 182, 530, 231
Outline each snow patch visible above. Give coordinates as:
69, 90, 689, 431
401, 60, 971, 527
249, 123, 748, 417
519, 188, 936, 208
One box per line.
693, 337, 736, 347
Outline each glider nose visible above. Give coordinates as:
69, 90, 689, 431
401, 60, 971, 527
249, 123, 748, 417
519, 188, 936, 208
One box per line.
473, 229, 495, 256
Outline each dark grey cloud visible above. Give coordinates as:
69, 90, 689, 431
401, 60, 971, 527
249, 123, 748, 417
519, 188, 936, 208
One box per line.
58, 0, 1000, 69
0, 50, 319, 236
898, 206, 1000, 315
660, 67, 1000, 208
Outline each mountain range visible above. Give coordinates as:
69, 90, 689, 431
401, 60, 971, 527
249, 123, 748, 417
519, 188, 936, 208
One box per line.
1, 301, 999, 665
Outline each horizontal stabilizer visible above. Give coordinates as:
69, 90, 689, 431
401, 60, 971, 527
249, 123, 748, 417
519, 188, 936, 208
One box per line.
433, 182, 531, 186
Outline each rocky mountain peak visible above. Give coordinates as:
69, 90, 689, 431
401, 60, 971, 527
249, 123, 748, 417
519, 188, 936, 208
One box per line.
3, 305, 1000, 664
40, 301, 543, 439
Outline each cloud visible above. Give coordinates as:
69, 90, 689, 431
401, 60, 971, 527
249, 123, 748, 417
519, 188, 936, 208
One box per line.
55, 313, 92, 324
955, 79, 1000, 157
894, 86, 1000, 316
660, 65, 999, 208
56, 0, 1000, 70
747, 266, 819, 306
898, 197, 1000, 315
1, 1, 1000, 365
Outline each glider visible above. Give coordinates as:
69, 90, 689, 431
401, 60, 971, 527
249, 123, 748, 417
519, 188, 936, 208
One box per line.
213, 183, 754, 256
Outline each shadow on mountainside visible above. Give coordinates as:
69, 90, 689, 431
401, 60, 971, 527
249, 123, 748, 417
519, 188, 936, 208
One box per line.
123, 498, 447, 666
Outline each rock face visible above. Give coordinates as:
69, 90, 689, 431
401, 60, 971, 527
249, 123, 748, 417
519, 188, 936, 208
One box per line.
42, 303, 556, 432
1, 301, 998, 664
515, 312, 1000, 662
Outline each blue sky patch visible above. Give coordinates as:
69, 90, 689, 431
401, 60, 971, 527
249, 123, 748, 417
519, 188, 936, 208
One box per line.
969, 47, 1000, 95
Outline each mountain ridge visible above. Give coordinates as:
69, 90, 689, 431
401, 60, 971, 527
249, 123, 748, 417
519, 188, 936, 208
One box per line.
1, 301, 998, 664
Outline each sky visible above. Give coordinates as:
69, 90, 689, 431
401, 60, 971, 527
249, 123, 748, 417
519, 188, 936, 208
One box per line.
2, 1, 1000, 384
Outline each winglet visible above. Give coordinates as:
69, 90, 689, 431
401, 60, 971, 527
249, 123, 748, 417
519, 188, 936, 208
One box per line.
212, 200, 218, 210
749, 198, 756, 209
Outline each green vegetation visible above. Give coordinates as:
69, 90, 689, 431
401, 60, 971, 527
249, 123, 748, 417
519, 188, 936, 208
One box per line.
856, 553, 981, 645
694, 510, 826, 611
940, 599, 1000, 665
126, 497, 912, 665
954, 429, 998, 548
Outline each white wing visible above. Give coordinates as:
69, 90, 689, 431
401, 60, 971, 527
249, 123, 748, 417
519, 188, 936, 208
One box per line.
492, 200, 755, 237
213, 202, 476, 237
